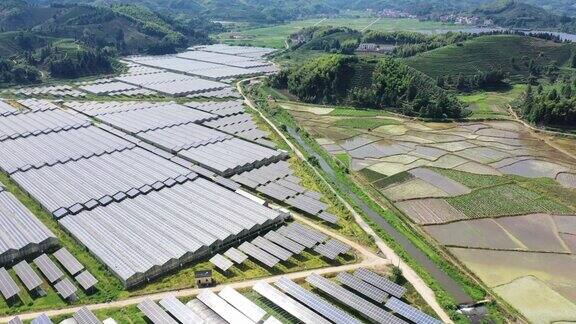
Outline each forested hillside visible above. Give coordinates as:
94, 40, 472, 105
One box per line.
272, 54, 466, 119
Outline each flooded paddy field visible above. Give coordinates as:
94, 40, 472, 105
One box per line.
285, 102, 576, 322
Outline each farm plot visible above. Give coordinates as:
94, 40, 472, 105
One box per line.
495, 214, 570, 253
382, 178, 449, 201
493, 276, 576, 324
396, 199, 468, 224
555, 215, 576, 235
423, 218, 524, 250
446, 184, 573, 218
499, 159, 570, 179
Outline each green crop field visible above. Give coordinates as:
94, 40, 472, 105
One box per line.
333, 117, 400, 129
446, 183, 574, 218
405, 35, 575, 79
217, 18, 471, 49
458, 84, 526, 119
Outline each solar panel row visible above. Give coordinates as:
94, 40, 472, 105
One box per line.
197, 290, 253, 324
385, 297, 442, 324
209, 254, 234, 272
275, 277, 360, 324
0, 267, 20, 299
223, 247, 248, 264
253, 281, 331, 324
0, 109, 90, 141
13, 261, 43, 291
0, 190, 58, 265
306, 273, 407, 324
33, 254, 64, 284
263, 230, 305, 254
73, 307, 100, 324
12, 148, 196, 218
138, 298, 178, 324
251, 236, 292, 261
54, 247, 84, 275
0, 126, 135, 174
54, 278, 77, 300
75, 270, 98, 291
238, 242, 279, 268
354, 268, 407, 298
218, 286, 267, 322
336, 272, 389, 303
160, 296, 204, 324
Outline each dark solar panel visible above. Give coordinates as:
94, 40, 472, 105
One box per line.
33, 254, 64, 283
75, 270, 98, 291
275, 277, 360, 324
385, 297, 441, 324
13, 261, 43, 292
138, 299, 179, 324
306, 274, 407, 324
336, 272, 388, 303
251, 237, 292, 261
264, 230, 305, 254
54, 278, 77, 299
238, 242, 279, 268
54, 248, 84, 275
276, 226, 316, 248
73, 307, 100, 324
0, 268, 20, 299
288, 223, 328, 243
354, 268, 407, 298
324, 239, 352, 255
314, 244, 339, 260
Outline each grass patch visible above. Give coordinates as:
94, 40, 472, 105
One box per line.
372, 171, 413, 189
446, 183, 574, 218
433, 168, 512, 189
358, 168, 388, 182
333, 117, 400, 129
459, 84, 526, 119
329, 108, 394, 117
335, 153, 351, 169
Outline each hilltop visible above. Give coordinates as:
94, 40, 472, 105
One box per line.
404, 34, 574, 81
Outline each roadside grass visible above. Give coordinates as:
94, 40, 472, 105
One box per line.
458, 84, 526, 120
333, 117, 400, 129
335, 153, 351, 170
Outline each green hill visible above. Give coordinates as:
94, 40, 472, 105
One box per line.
474, 0, 571, 30
404, 34, 574, 80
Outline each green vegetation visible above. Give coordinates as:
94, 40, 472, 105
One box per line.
447, 183, 573, 218
434, 168, 512, 189
458, 84, 525, 119
517, 81, 576, 128
328, 108, 393, 117
333, 117, 400, 129
405, 35, 574, 82
274, 54, 466, 119
246, 82, 510, 322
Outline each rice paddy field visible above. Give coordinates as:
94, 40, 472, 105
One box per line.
284, 101, 576, 323
216, 18, 472, 48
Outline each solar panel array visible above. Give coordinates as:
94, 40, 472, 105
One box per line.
0, 101, 18, 116
197, 290, 254, 324
314, 239, 352, 260
209, 254, 233, 272
354, 268, 407, 298
34, 254, 64, 283
185, 100, 245, 117
386, 297, 442, 324
187, 87, 241, 99
75, 270, 98, 291
73, 307, 100, 324
60, 178, 285, 286
252, 236, 292, 261
337, 272, 388, 303
238, 242, 279, 268
0, 267, 20, 299
253, 281, 331, 324
31, 314, 52, 324
275, 277, 360, 324
13, 261, 43, 291
194, 44, 276, 57
0, 109, 90, 141
129, 56, 257, 80
219, 286, 267, 322
7, 316, 23, 324
232, 162, 338, 224
79, 81, 138, 95
54, 278, 77, 299
306, 273, 407, 324
264, 230, 305, 254
118, 69, 231, 96
137, 123, 232, 152
159, 296, 204, 324
223, 247, 248, 264
53, 247, 84, 275
203, 113, 267, 141
138, 298, 178, 324
186, 298, 227, 324
0, 190, 58, 265
12, 148, 196, 218
0, 126, 135, 174
177, 50, 270, 68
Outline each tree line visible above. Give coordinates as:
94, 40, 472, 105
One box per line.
518, 79, 576, 127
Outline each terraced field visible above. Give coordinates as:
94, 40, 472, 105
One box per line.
285, 102, 576, 323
